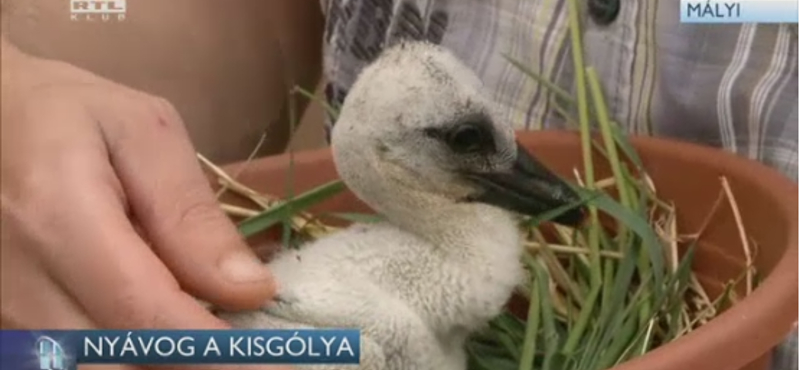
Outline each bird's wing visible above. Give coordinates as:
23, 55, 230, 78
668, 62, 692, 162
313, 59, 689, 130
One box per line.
259, 231, 452, 370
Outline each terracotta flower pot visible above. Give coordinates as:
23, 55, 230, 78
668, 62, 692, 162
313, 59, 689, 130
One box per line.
214, 130, 798, 370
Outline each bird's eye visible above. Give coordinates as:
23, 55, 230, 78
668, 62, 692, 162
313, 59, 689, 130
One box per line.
446, 123, 491, 153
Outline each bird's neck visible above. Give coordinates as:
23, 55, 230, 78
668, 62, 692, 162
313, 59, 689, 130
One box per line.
374, 186, 523, 255
372, 187, 527, 335
340, 149, 524, 255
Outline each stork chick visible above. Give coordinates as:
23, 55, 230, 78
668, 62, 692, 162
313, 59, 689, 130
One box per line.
217, 41, 584, 370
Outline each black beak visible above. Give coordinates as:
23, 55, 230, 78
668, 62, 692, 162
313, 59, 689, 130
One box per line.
464, 142, 586, 226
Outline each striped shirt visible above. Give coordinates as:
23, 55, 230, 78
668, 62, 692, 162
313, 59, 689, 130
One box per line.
318, 0, 798, 368
319, 0, 798, 182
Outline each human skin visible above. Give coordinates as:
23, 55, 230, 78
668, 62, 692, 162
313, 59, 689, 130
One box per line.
1, 0, 325, 162
1, 1, 324, 369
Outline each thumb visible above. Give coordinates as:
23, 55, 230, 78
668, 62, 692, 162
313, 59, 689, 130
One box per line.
99, 92, 276, 311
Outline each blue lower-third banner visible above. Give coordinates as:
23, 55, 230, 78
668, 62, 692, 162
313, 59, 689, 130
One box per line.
0, 329, 361, 369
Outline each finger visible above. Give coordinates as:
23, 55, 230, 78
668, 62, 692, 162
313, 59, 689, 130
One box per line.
0, 227, 95, 329
10, 121, 233, 331
35, 176, 292, 370
97, 93, 276, 310
0, 229, 138, 370
0, 266, 277, 370
40, 182, 232, 329
0, 271, 96, 330
0, 261, 284, 370
4, 86, 289, 370
247, 226, 286, 262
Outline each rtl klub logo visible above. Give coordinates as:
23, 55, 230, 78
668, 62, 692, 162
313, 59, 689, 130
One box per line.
70, 0, 126, 22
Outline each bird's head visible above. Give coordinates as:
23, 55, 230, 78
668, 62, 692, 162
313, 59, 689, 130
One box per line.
331, 41, 584, 226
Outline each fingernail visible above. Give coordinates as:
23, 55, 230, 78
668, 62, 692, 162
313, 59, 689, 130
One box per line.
220, 251, 273, 283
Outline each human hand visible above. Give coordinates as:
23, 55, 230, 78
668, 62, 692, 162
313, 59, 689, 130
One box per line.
0, 39, 289, 369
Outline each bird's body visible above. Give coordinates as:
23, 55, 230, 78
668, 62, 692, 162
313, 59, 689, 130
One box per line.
218, 41, 583, 369
223, 206, 524, 369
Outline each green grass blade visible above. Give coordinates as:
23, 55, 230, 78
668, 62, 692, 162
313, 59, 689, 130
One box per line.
534, 264, 560, 370
585, 241, 642, 366
609, 121, 645, 172
500, 334, 524, 361
585, 67, 631, 210
612, 248, 696, 366
519, 257, 543, 370
491, 313, 527, 342
564, 1, 602, 325
525, 191, 600, 228
502, 54, 575, 107
665, 245, 697, 340
292, 86, 340, 120
562, 284, 600, 354
597, 306, 641, 368
593, 278, 653, 368
282, 91, 299, 248
238, 180, 346, 237
468, 353, 520, 370
580, 190, 665, 288
599, 237, 617, 309
326, 212, 385, 224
